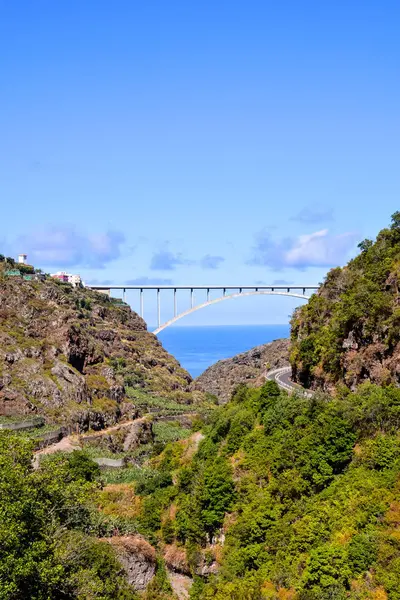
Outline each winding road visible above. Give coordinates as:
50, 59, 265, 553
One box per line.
266, 366, 313, 397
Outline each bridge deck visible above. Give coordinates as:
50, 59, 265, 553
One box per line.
85, 284, 318, 333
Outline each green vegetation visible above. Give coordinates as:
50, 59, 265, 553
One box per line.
126, 388, 200, 415
153, 421, 191, 444
291, 212, 400, 390
0, 434, 137, 599
0, 258, 205, 429
5, 217, 400, 599
0, 415, 44, 425
124, 380, 400, 599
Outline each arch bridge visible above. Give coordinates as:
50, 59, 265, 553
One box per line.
86, 284, 318, 334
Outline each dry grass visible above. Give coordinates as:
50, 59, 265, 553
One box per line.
106, 535, 156, 562
260, 582, 296, 600
163, 543, 189, 574
97, 484, 142, 519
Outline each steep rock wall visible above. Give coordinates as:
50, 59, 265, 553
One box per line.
0, 277, 193, 428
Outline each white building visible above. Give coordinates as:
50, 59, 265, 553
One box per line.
18, 254, 28, 264
51, 271, 82, 287
67, 274, 82, 287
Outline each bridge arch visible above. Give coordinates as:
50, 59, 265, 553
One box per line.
153, 290, 310, 334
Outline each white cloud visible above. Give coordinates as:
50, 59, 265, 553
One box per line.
248, 229, 358, 269
17, 226, 125, 269
290, 206, 334, 224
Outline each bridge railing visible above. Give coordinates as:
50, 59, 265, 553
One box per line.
86, 284, 318, 333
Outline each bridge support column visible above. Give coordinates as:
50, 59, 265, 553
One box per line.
190, 288, 194, 308
123, 288, 126, 303
174, 289, 177, 317
140, 289, 144, 318
157, 289, 161, 328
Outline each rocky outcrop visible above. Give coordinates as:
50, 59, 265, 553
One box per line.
106, 535, 156, 591
194, 339, 290, 403
164, 544, 190, 575
81, 417, 154, 453
168, 571, 192, 599
0, 276, 194, 428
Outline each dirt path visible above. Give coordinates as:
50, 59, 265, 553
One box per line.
191, 430, 205, 451
33, 416, 201, 468
36, 435, 81, 456
80, 416, 148, 438
32, 435, 81, 468
33, 417, 149, 467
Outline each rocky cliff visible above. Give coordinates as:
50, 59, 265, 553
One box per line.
0, 274, 194, 429
194, 338, 290, 403
291, 212, 400, 391
106, 536, 156, 591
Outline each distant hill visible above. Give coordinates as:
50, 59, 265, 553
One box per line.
194, 338, 289, 403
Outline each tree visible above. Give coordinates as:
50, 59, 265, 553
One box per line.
357, 238, 373, 252
200, 457, 235, 537
0, 433, 136, 599
391, 210, 400, 230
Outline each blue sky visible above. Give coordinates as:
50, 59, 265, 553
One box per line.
1, 0, 400, 325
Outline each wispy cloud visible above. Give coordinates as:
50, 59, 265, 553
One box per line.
199, 255, 225, 269
255, 279, 293, 285
248, 229, 357, 270
290, 206, 334, 224
17, 226, 125, 269
150, 248, 193, 271
272, 279, 293, 285
150, 244, 225, 271
126, 277, 173, 285
85, 278, 114, 285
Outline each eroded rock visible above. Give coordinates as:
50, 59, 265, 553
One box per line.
106, 535, 156, 591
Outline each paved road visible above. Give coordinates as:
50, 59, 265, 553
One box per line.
266, 365, 312, 397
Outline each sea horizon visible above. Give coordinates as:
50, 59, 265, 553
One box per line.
156, 323, 290, 378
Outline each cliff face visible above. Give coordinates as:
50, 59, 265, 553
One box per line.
290, 213, 400, 391
0, 276, 192, 429
106, 536, 156, 591
194, 338, 290, 403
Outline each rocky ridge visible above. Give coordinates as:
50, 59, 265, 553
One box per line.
194, 338, 290, 403
0, 274, 195, 430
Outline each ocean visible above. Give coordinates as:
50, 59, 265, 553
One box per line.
157, 324, 290, 378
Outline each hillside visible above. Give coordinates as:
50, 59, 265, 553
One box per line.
194, 339, 289, 403
291, 212, 400, 391
5, 214, 400, 599
6, 376, 400, 599
101, 379, 400, 599
0, 269, 196, 430
4, 374, 400, 599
